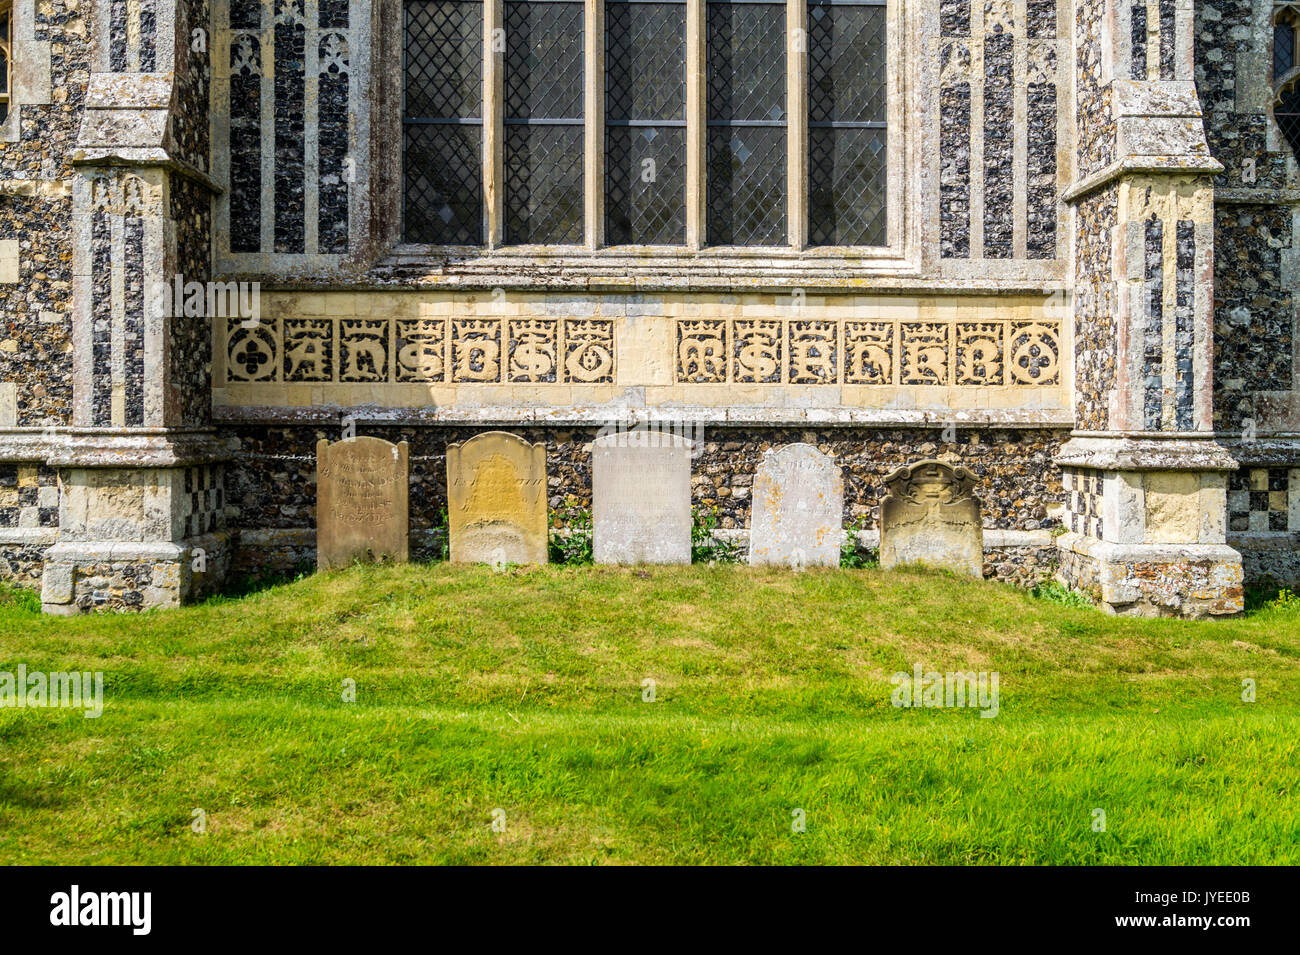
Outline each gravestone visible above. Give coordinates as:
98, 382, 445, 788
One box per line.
879, 459, 983, 577
316, 437, 410, 569
446, 431, 548, 565
592, 429, 693, 564
749, 443, 843, 567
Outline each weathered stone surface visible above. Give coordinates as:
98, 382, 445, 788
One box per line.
749, 443, 843, 567
592, 430, 692, 564
316, 437, 409, 569
446, 431, 548, 565
880, 460, 983, 577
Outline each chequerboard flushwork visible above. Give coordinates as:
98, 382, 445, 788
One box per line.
1228, 468, 1300, 535
0, 465, 58, 529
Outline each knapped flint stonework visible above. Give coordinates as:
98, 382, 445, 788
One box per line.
1073, 187, 1118, 432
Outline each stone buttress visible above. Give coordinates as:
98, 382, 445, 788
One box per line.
39, 0, 232, 612
1056, 0, 1242, 616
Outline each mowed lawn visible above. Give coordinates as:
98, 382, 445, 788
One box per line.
1, 563, 1297, 865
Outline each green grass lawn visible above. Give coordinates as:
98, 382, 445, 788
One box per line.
1, 563, 1297, 865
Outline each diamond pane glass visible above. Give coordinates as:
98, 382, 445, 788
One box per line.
607, 126, 687, 244
405, 124, 484, 244
505, 124, 585, 243
1276, 83, 1300, 167
505, 0, 584, 118
403, 0, 483, 244
606, 0, 686, 245
808, 1, 885, 124
606, 0, 685, 122
707, 1, 786, 123
807, 0, 887, 247
707, 126, 786, 246
706, 0, 786, 246
405, 0, 482, 119
809, 126, 885, 245
505, 0, 584, 244
1276, 22, 1295, 80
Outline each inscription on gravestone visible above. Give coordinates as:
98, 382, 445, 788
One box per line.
749, 443, 844, 567
592, 430, 693, 565
446, 431, 549, 565
316, 437, 410, 570
879, 460, 983, 577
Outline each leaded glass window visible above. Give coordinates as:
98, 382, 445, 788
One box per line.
705, 0, 787, 246
808, 0, 886, 246
399, 0, 891, 251
1275, 15, 1300, 166
504, 0, 585, 244
605, 0, 687, 245
0, 1, 11, 126
404, 0, 484, 244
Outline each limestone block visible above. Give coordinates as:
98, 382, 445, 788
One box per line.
0, 240, 19, 283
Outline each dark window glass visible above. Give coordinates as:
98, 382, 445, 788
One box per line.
606, 0, 687, 245
404, 0, 484, 244
1276, 82, 1300, 166
706, 0, 787, 246
0, 9, 10, 123
1276, 21, 1295, 80
504, 0, 585, 244
808, 0, 887, 246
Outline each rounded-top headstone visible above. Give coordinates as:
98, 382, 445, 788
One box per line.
749, 442, 844, 567
446, 431, 549, 565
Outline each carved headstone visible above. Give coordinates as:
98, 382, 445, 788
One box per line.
592, 430, 693, 564
879, 460, 983, 577
749, 443, 843, 567
316, 437, 410, 570
446, 431, 549, 565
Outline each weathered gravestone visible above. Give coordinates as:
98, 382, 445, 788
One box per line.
749, 443, 844, 567
879, 460, 983, 577
446, 431, 548, 565
592, 429, 693, 564
316, 437, 410, 569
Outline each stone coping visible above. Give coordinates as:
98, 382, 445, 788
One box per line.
1055, 435, 1240, 472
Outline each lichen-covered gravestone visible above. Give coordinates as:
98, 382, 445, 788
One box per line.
749, 443, 844, 567
879, 460, 983, 577
316, 437, 410, 570
446, 431, 548, 565
592, 430, 693, 564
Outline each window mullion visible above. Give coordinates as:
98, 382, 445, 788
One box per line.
685, 0, 706, 249
787, 0, 807, 250
585, 0, 604, 248
483, 0, 504, 247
